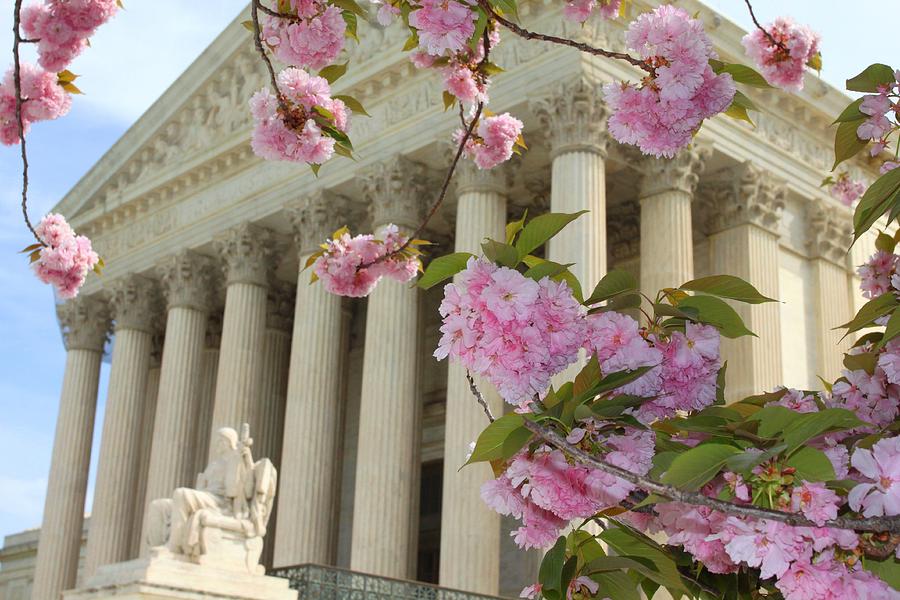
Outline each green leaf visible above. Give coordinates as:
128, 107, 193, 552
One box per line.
465, 414, 527, 464
661, 443, 741, 491
586, 269, 637, 305
481, 61, 505, 76
442, 90, 456, 111
524, 260, 573, 282
417, 252, 474, 289
709, 59, 771, 87
832, 118, 868, 171
590, 392, 650, 418
539, 536, 568, 593
839, 293, 899, 335
468, 7, 489, 53
681, 275, 775, 304
716, 361, 727, 405
332, 142, 354, 159
592, 572, 641, 600
726, 445, 785, 475
853, 167, 900, 241
782, 409, 866, 454
599, 527, 687, 592
514, 211, 588, 259
785, 446, 836, 482
573, 355, 601, 397
590, 293, 642, 314
330, 0, 368, 16
333, 94, 369, 117
402, 32, 419, 52
310, 163, 321, 177
863, 557, 900, 591
318, 62, 348, 84
723, 98, 755, 126
482, 239, 519, 267
554, 270, 584, 304
676, 295, 755, 338
747, 405, 801, 438
879, 309, 900, 348
342, 10, 359, 42
832, 97, 866, 124
843, 350, 878, 374
846, 63, 896, 93
506, 211, 527, 244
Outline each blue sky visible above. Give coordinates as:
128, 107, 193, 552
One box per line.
0, 2, 893, 541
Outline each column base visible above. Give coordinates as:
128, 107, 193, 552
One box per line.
63, 550, 297, 600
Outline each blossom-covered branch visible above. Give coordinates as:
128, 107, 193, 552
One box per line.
11, 0, 40, 245
522, 417, 900, 535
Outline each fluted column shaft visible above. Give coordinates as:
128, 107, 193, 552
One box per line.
85, 330, 154, 576
439, 178, 506, 594
131, 361, 160, 556
193, 345, 220, 477
813, 259, 853, 380
33, 296, 108, 599
209, 223, 275, 452
548, 150, 607, 291
640, 189, 694, 295
709, 225, 782, 400
34, 298, 108, 599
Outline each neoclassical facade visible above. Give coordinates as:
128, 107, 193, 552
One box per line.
0, 1, 882, 598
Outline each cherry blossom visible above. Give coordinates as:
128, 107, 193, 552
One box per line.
20, 0, 118, 72
829, 173, 866, 207
0, 63, 71, 146
457, 112, 524, 170
407, 0, 476, 57
30, 213, 100, 299
562, 0, 620, 24
311, 224, 419, 298
848, 437, 900, 517
603, 6, 735, 157
858, 250, 899, 299
261, 2, 346, 70
742, 17, 821, 91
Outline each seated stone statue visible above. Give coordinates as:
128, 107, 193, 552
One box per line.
145, 424, 277, 575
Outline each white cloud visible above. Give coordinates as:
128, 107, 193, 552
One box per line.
0, 476, 47, 529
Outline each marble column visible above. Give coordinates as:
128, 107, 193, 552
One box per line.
639, 148, 708, 296
210, 223, 277, 451
32, 297, 109, 600
256, 282, 292, 568
193, 314, 222, 477
704, 164, 786, 401
84, 275, 159, 578
274, 192, 348, 568
439, 162, 508, 593
130, 325, 163, 557
532, 78, 609, 291
808, 203, 854, 381
350, 157, 427, 579
139, 251, 215, 548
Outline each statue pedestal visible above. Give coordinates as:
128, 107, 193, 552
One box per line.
63, 552, 297, 600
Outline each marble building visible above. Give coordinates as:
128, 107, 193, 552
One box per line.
0, 0, 882, 598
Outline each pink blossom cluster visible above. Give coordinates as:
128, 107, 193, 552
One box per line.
408, 0, 476, 57
857, 249, 900, 299
31, 213, 99, 299
456, 112, 524, 169
435, 258, 587, 407
856, 73, 899, 163
312, 225, 418, 297
562, 0, 620, 24
848, 436, 900, 518
20, 0, 118, 73
602, 5, 735, 157
741, 17, 820, 91
582, 312, 721, 422
249, 68, 348, 164
520, 576, 598, 600
481, 428, 655, 549
261, 0, 346, 71
829, 173, 866, 207
826, 361, 900, 430
0, 62, 71, 145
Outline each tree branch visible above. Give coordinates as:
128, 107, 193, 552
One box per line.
250, 0, 290, 112
466, 370, 495, 422
523, 418, 900, 534
742, 0, 783, 51
474, 0, 650, 73
12, 0, 44, 246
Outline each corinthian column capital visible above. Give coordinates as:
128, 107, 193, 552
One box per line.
703, 163, 786, 235
639, 146, 711, 199
156, 250, 216, 312
57, 295, 110, 352
807, 202, 853, 267
287, 190, 348, 257
454, 157, 514, 196
106, 274, 160, 333
363, 156, 429, 230
215, 222, 278, 287
531, 78, 609, 158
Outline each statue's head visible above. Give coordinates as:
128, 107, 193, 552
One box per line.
213, 427, 239, 457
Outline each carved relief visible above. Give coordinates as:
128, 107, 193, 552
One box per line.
531, 78, 609, 156
287, 190, 349, 256
215, 222, 279, 287
363, 156, 430, 229
701, 162, 786, 235
106, 274, 161, 333
807, 202, 853, 266
156, 250, 217, 312
639, 146, 711, 198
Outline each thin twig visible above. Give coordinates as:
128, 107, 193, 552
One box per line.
742, 0, 781, 50
250, 0, 289, 111
524, 419, 900, 534
466, 370, 495, 422
12, 0, 43, 246
256, 3, 299, 20
474, 0, 650, 73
